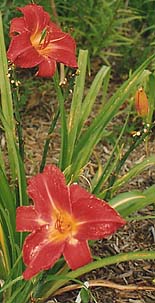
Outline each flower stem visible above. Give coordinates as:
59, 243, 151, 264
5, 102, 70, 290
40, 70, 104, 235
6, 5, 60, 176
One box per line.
11, 70, 24, 161
0, 276, 23, 294
50, 0, 65, 86
41, 250, 155, 302
40, 107, 60, 172
106, 124, 152, 199
50, 0, 59, 24
53, 71, 68, 170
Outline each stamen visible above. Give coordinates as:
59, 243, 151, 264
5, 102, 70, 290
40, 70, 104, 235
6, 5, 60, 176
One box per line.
55, 213, 72, 234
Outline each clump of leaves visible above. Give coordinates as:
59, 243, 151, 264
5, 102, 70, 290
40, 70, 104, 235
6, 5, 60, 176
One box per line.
117, 0, 155, 74
1, 0, 140, 64
53, 0, 140, 63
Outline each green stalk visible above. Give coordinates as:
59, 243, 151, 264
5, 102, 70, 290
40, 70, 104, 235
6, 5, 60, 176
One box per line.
105, 124, 152, 199
0, 276, 22, 294
40, 107, 60, 172
0, 12, 27, 206
147, 73, 155, 124
0, 11, 16, 179
41, 250, 155, 302
66, 64, 154, 182
67, 50, 88, 165
0, 223, 10, 276
11, 69, 24, 161
92, 109, 130, 195
53, 71, 68, 170
0, 111, 28, 208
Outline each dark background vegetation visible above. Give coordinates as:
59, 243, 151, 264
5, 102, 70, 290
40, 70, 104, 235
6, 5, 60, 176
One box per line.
1, 0, 155, 110
0, 2, 155, 302
1, 0, 155, 72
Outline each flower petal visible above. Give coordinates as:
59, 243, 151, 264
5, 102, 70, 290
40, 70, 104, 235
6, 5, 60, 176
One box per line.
7, 32, 43, 67
70, 184, 126, 240
18, 4, 51, 34
47, 30, 78, 68
36, 58, 56, 78
70, 184, 92, 202
27, 165, 71, 223
63, 240, 92, 270
16, 206, 46, 232
7, 4, 77, 74
22, 225, 65, 280
9, 17, 26, 36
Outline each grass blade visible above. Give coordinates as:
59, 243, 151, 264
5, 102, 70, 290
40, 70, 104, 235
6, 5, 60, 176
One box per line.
66, 50, 88, 166
77, 65, 110, 137
66, 56, 155, 181
109, 185, 155, 217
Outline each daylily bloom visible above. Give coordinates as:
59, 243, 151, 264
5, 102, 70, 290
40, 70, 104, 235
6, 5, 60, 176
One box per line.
135, 87, 149, 117
16, 165, 126, 280
7, 4, 77, 77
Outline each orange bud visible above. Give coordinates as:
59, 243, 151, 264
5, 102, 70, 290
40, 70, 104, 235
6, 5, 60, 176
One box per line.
135, 87, 149, 117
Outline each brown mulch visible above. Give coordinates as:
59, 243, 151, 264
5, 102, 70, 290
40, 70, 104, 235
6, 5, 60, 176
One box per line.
3, 78, 154, 303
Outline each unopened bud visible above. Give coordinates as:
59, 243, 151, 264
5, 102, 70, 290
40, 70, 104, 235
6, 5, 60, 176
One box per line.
135, 87, 149, 117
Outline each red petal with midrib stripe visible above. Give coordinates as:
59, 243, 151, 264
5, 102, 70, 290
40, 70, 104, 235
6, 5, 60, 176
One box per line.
70, 184, 126, 240
22, 225, 65, 280
27, 165, 71, 223
63, 240, 92, 270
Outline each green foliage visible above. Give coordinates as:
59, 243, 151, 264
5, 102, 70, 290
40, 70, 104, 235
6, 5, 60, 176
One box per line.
1, 0, 141, 64
2, 0, 155, 77
129, 0, 155, 28
118, 0, 155, 73
0, 0, 29, 46
110, 184, 155, 218
52, 0, 140, 62
0, 4, 155, 302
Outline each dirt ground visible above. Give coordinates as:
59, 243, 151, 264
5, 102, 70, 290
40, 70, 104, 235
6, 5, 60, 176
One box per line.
12, 77, 155, 303
55, 219, 155, 303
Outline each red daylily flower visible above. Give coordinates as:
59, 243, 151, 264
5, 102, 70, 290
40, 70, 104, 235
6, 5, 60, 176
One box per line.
16, 165, 126, 280
7, 4, 77, 77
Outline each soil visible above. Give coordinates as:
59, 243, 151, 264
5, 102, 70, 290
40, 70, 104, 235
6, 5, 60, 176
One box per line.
3, 72, 155, 303
55, 218, 155, 303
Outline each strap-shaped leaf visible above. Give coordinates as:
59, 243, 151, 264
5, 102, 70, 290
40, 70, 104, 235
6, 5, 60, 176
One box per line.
77, 65, 111, 138
0, 12, 27, 206
66, 57, 155, 181
111, 155, 155, 193
67, 50, 88, 166
109, 185, 155, 217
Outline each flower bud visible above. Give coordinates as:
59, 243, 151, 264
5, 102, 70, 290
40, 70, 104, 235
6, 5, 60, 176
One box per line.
135, 87, 149, 117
